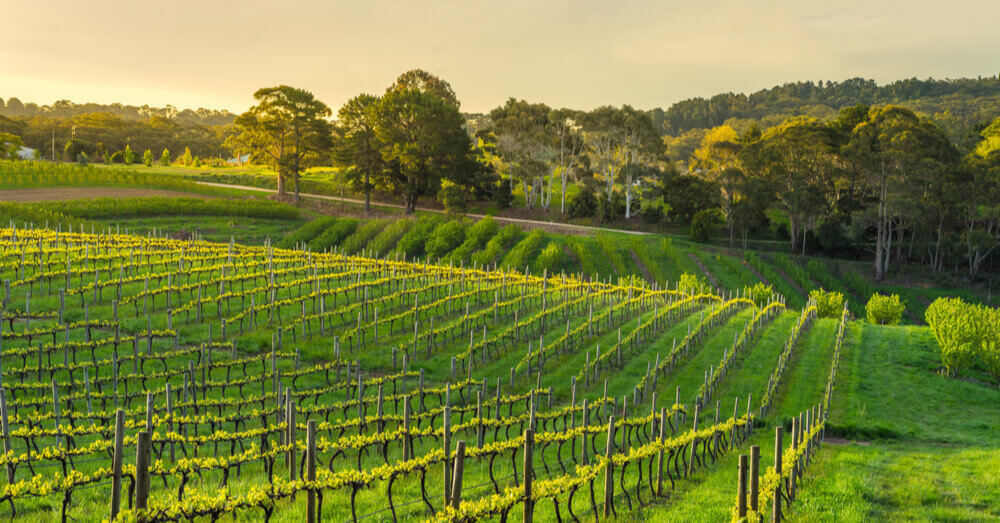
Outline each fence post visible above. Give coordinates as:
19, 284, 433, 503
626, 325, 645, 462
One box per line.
403, 396, 412, 460
288, 399, 297, 480
687, 404, 700, 476
581, 399, 589, 465
603, 413, 616, 518
110, 409, 124, 520
135, 430, 151, 512
443, 407, 452, 507
656, 406, 667, 496
772, 425, 783, 523
451, 440, 466, 510
750, 445, 760, 512
524, 429, 534, 523
738, 454, 749, 519
307, 420, 317, 523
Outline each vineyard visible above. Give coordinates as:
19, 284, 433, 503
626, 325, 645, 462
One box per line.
0, 221, 935, 522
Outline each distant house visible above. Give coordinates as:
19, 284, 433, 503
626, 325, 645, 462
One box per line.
15, 146, 36, 160
226, 154, 250, 165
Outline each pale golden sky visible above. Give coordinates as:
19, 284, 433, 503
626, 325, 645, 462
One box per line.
4, 0, 1000, 113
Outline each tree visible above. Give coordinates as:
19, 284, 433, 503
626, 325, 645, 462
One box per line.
0, 132, 23, 159
389, 69, 460, 109
373, 87, 474, 213
160, 149, 171, 166
581, 106, 663, 219
123, 144, 135, 165
332, 94, 383, 214
691, 125, 744, 245
179, 147, 194, 166
549, 109, 585, 213
489, 99, 553, 210
232, 86, 333, 199
142, 149, 154, 167
844, 106, 958, 280
742, 119, 838, 254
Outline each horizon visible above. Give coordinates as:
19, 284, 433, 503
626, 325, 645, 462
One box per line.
4, 1, 1000, 114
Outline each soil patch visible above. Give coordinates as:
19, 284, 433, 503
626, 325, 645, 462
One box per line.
0, 187, 214, 202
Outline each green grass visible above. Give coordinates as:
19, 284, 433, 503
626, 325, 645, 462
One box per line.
830, 323, 1000, 445
93, 215, 305, 245
793, 443, 1000, 521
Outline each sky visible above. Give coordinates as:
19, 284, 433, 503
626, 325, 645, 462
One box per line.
4, 0, 1000, 114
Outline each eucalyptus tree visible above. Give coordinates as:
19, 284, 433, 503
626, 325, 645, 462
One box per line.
580, 106, 662, 219
691, 125, 744, 246
844, 105, 958, 280
332, 94, 383, 214
232, 85, 333, 198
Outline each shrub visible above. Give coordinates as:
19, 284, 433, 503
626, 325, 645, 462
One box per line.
142, 149, 154, 167
865, 293, 904, 325
395, 215, 443, 259
568, 189, 597, 218
160, 149, 171, 166
640, 202, 664, 224
472, 224, 521, 267
690, 209, 722, 242
124, 145, 135, 165
308, 218, 358, 251
678, 272, 709, 295
76, 152, 88, 167
926, 297, 981, 374
744, 282, 775, 307
278, 216, 338, 249
426, 220, 466, 259
368, 219, 413, 258
534, 241, 565, 274
341, 219, 388, 255
438, 181, 469, 215
810, 288, 845, 317
448, 217, 499, 264
597, 191, 625, 221
110, 150, 125, 163
492, 178, 513, 209
503, 230, 546, 271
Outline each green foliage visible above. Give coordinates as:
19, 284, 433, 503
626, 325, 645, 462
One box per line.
109, 150, 125, 163
340, 219, 387, 255
123, 144, 135, 165
277, 216, 338, 249
810, 289, 845, 317
142, 149, 154, 167
866, 293, 905, 325
0, 132, 23, 160
76, 152, 88, 167
640, 202, 664, 224
926, 297, 983, 374
160, 149, 171, 166
394, 215, 444, 259
0, 161, 221, 194
437, 180, 469, 215
844, 269, 877, 301
690, 208, 722, 242
744, 282, 775, 307
308, 217, 358, 251
534, 241, 565, 274
678, 272, 709, 295
471, 224, 521, 267
502, 229, 546, 271
447, 217, 498, 264
426, 220, 466, 259
37, 197, 299, 220
567, 188, 597, 218
0, 202, 89, 232
367, 219, 413, 258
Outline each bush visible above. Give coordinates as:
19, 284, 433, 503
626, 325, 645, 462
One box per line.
123, 145, 135, 165
76, 152, 88, 167
810, 289, 845, 317
341, 219, 388, 255
426, 220, 466, 259
448, 217, 499, 264
438, 181, 469, 215
395, 215, 443, 259
678, 272, 709, 295
472, 224, 521, 267
597, 191, 625, 221
926, 297, 981, 374
503, 230, 546, 271
110, 150, 125, 163
493, 178, 513, 209
568, 189, 597, 218
691, 208, 722, 242
368, 219, 413, 258
160, 149, 171, 166
640, 202, 664, 224
142, 149, 154, 167
308, 218, 358, 251
744, 282, 775, 307
865, 293, 904, 325
534, 241, 565, 274
278, 216, 338, 249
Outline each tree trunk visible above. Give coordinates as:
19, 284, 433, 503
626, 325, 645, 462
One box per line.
788, 215, 799, 254
365, 170, 371, 215
293, 172, 301, 202
277, 171, 286, 196
560, 172, 567, 214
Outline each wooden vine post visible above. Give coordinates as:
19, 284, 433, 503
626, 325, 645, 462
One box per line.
523, 429, 534, 523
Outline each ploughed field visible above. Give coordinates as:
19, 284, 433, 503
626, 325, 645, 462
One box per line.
0, 224, 849, 522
